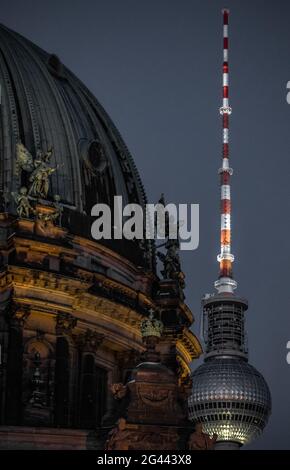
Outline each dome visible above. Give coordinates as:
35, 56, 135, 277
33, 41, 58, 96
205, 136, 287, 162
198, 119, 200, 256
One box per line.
188, 357, 271, 446
0, 23, 202, 449
0, 24, 149, 265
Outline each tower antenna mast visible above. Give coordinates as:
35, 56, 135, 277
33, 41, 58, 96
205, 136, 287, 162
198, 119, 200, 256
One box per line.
215, 8, 237, 294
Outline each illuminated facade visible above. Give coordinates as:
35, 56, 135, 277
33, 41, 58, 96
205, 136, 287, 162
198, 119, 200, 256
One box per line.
0, 24, 201, 449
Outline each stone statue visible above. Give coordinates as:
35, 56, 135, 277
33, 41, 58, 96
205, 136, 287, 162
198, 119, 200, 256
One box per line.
16, 142, 61, 199
111, 383, 128, 400
15, 142, 34, 175
157, 239, 180, 277
157, 239, 185, 288
53, 194, 63, 226
188, 423, 218, 450
155, 192, 185, 289
12, 186, 34, 218
33, 195, 64, 237
28, 149, 58, 198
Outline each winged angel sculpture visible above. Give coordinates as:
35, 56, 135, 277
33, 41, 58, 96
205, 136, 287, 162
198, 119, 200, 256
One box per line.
15, 142, 59, 199
12, 186, 34, 218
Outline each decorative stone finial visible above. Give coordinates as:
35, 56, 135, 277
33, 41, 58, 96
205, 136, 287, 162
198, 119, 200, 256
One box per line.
140, 309, 163, 339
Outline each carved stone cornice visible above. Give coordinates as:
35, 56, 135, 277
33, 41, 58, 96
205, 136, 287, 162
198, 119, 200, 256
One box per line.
73, 293, 142, 329
6, 265, 90, 295
177, 328, 202, 360
3, 266, 155, 321
88, 273, 155, 314
176, 355, 191, 385
0, 271, 13, 292
159, 326, 202, 362
55, 312, 77, 336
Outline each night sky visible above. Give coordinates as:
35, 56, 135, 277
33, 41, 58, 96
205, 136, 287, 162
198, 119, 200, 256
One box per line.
1, 0, 290, 449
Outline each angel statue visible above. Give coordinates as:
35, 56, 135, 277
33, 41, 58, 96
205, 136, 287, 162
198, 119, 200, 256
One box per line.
16, 142, 60, 199
12, 186, 34, 218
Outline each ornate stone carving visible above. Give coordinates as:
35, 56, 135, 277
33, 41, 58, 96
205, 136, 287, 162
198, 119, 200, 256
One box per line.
128, 429, 179, 450
15, 142, 35, 175
81, 139, 107, 177
12, 187, 34, 218
16, 142, 60, 199
140, 310, 163, 363
34, 203, 64, 237
10, 303, 30, 327
127, 378, 183, 424
157, 239, 185, 288
140, 309, 163, 339
155, 194, 185, 289
52, 194, 63, 226
76, 329, 104, 353
105, 419, 180, 450
111, 383, 128, 400
187, 423, 217, 450
104, 304, 190, 450
105, 418, 133, 450
139, 387, 176, 409
55, 313, 77, 336
13, 143, 64, 228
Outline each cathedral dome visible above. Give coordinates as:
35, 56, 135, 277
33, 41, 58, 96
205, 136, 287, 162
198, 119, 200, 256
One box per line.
0, 24, 148, 265
0, 23, 201, 448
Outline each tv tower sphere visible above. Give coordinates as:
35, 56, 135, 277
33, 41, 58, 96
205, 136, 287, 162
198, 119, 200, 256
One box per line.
189, 354, 271, 447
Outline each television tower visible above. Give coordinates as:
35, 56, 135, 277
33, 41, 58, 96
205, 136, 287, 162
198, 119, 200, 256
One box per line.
188, 9, 271, 449
215, 8, 236, 295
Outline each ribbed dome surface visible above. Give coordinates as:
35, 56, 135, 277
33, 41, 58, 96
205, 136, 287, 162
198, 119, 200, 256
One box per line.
188, 357, 271, 445
0, 24, 149, 264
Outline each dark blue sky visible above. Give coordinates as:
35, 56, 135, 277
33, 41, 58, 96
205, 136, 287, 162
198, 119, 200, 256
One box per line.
1, 0, 290, 449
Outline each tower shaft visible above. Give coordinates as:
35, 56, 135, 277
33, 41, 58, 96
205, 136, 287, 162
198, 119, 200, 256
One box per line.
215, 9, 237, 294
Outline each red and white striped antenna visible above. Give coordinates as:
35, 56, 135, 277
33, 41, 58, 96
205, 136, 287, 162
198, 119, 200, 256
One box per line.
215, 9, 237, 294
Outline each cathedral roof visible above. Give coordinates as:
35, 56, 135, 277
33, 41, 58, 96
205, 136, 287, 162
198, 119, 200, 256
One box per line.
0, 24, 150, 265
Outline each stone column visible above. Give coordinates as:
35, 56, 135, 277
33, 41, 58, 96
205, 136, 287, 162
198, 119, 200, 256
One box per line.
76, 330, 104, 429
5, 304, 30, 424
0, 297, 9, 424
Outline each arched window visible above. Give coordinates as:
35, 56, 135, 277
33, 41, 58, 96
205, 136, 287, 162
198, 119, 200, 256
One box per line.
22, 337, 54, 426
